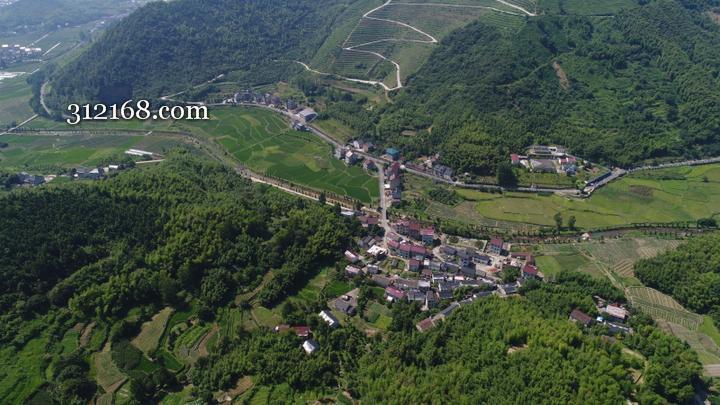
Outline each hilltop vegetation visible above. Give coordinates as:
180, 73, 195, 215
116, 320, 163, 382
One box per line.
46, 0, 355, 108
367, 0, 720, 173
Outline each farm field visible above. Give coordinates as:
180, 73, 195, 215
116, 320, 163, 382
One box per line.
176, 107, 379, 203
534, 237, 682, 284
0, 133, 189, 172
453, 164, 720, 229
308, 0, 527, 88
131, 307, 174, 356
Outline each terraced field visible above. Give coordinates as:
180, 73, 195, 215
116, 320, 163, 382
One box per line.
305, 0, 532, 89
626, 287, 703, 330
178, 108, 379, 203
131, 307, 173, 356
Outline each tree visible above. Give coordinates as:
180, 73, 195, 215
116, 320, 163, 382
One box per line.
567, 215, 577, 230
496, 162, 517, 187
318, 192, 326, 205
554, 212, 563, 231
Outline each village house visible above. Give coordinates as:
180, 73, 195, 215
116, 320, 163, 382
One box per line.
421, 228, 435, 245
416, 317, 436, 332
385, 286, 405, 302
408, 259, 421, 272
372, 275, 392, 287
345, 265, 362, 277
488, 237, 504, 255
522, 264, 539, 279
358, 215, 379, 228
365, 264, 380, 275
302, 339, 320, 354
569, 309, 594, 328
335, 295, 357, 315
386, 147, 401, 161
344, 250, 360, 263
424, 290, 439, 309
432, 164, 454, 180
603, 304, 629, 323
18, 172, 44, 186
319, 310, 339, 328
293, 326, 311, 338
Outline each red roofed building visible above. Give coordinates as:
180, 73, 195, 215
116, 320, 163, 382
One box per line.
488, 237, 504, 255
511, 154, 521, 165
416, 317, 436, 332
522, 264, 539, 279
569, 309, 593, 328
293, 326, 311, 337
421, 228, 435, 245
385, 286, 405, 302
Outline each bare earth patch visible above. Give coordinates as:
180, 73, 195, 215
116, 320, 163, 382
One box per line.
552, 61, 570, 90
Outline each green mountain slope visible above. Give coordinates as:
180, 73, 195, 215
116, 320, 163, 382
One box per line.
47, 0, 355, 108
374, 0, 720, 172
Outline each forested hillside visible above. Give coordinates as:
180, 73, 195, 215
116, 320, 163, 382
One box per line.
0, 153, 360, 403
635, 234, 720, 324
372, 0, 720, 173
0, 154, 706, 403
46, 0, 355, 108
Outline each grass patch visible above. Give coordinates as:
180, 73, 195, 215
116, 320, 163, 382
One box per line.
325, 280, 354, 297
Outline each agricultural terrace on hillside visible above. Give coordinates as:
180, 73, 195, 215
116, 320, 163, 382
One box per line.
305, 0, 530, 89
533, 237, 681, 285
400, 164, 720, 230
176, 107, 379, 203
532, 236, 720, 366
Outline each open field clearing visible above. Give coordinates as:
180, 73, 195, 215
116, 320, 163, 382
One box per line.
177, 108, 379, 203
453, 164, 720, 229
131, 307, 174, 356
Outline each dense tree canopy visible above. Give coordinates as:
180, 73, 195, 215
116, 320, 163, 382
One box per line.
369, 0, 720, 173
635, 234, 720, 323
47, 0, 357, 108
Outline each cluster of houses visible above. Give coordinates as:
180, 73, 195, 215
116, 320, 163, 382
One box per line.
415, 153, 454, 180
385, 161, 403, 206
15, 172, 45, 187
334, 139, 378, 170
343, 216, 544, 333
274, 308, 345, 355
231, 90, 316, 130
511, 145, 580, 176
569, 297, 632, 335
0, 44, 42, 67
